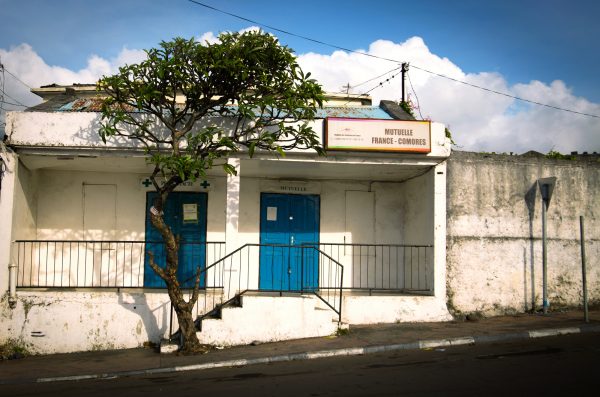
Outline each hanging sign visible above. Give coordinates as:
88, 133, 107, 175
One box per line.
325, 117, 431, 153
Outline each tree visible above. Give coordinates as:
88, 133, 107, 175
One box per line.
97, 31, 324, 353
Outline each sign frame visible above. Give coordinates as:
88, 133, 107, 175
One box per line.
324, 117, 432, 154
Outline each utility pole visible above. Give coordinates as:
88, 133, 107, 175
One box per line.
580, 216, 589, 323
341, 83, 351, 96
401, 62, 409, 103
538, 177, 556, 314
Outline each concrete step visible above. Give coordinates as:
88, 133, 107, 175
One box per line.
197, 294, 339, 346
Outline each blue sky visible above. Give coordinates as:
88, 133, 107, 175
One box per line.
1, 0, 599, 153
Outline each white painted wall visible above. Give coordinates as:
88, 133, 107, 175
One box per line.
11, 162, 38, 241
0, 290, 217, 354
0, 151, 18, 292
342, 294, 451, 324
447, 152, 600, 316
198, 295, 338, 346
5, 111, 450, 159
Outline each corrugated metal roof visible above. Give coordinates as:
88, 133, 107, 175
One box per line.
317, 106, 393, 119
32, 96, 395, 120
58, 97, 109, 112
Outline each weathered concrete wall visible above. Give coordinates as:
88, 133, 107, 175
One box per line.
0, 290, 225, 354
446, 151, 600, 316
6, 111, 451, 158
0, 151, 18, 292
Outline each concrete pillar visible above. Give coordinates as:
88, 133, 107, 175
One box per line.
432, 160, 448, 304
0, 149, 17, 293
225, 157, 241, 253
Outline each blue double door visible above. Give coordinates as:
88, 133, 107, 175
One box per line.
259, 193, 320, 291
144, 192, 207, 288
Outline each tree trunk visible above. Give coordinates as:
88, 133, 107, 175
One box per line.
168, 285, 203, 353
147, 186, 207, 353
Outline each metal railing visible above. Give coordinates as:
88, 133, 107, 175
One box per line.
314, 243, 433, 293
175, 244, 344, 329
12, 240, 225, 288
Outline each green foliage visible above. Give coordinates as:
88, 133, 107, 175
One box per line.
445, 127, 456, 145
335, 327, 350, 336
399, 100, 415, 118
546, 150, 575, 160
0, 338, 30, 360
97, 31, 325, 185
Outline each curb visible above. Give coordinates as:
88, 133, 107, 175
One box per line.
17, 324, 600, 384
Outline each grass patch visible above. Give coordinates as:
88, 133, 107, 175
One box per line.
0, 338, 30, 360
335, 327, 350, 337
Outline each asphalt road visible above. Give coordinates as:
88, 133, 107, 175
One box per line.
3, 332, 600, 396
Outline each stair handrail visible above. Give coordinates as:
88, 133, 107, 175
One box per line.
168, 243, 344, 339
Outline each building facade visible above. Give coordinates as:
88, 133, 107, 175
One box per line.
0, 86, 451, 353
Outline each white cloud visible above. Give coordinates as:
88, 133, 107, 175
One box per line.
197, 31, 219, 45
196, 26, 262, 45
297, 36, 600, 154
0, 43, 147, 112
2, 35, 599, 153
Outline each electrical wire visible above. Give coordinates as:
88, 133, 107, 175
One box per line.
188, 0, 402, 64
3, 67, 32, 89
1, 89, 27, 107
407, 71, 424, 120
330, 65, 401, 95
0, 100, 27, 107
410, 64, 600, 119
362, 70, 402, 96
342, 69, 402, 106
350, 66, 402, 90
187, 0, 600, 119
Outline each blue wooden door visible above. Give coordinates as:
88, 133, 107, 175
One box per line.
144, 192, 207, 288
259, 193, 320, 291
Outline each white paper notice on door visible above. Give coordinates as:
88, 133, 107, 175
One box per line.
183, 203, 198, 222
267, 206, 277, 221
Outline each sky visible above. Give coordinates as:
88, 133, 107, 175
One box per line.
1, 0, 599, 154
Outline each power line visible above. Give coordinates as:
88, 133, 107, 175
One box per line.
407, 71, 424, 120
350, 66, 402, 90
410, 65, 600, 119
0, 100, 27, 108
188, 0, 600, 119
3, 67, 32, 89
1, 61, 29, 108
362, 70, 402, 96
330, 66, 401, 95
343, 69, 403, 106
188, 0, 402, 64
0, 89, 27, 107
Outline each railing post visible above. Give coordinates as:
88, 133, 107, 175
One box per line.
301, 246, 304, 293
339, 265, 344, 323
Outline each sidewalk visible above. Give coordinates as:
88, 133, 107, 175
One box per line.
1, 309, 599, 384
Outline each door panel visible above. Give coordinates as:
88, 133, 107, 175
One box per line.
259, 193, 319, 291
144, 192, 207, 288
